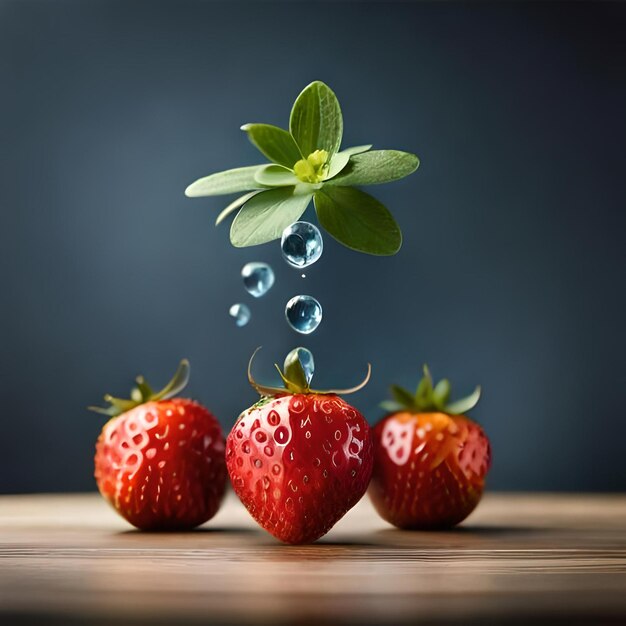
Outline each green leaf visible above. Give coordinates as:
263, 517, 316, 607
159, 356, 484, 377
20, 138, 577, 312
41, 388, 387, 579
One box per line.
254, 164, 299, 187
432, 379, 451, 410
446, 386, 482, 416
151, 360, 191, 401
391, 384, 415, 408
415, 369, 433, 409
380, 400, 403, 413
325, 145, 373, 181
215, 191, 260, 226
289, 81, 343, 158
325, 150, 419, 187
282, 348, 309, 391
185, 165, 265, 197
314, 186, 402, 255
230, 187, 312, 247
241, 123, 302, 169
340, 145, 372, 157
274, 364, 303, 394
325, 151, 351, 180
134, 376, 154, 402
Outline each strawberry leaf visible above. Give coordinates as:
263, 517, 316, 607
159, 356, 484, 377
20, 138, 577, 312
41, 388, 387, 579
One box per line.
290, 81, 343, 158
391, 384, 416, 408
151, 360, 190, 401
248, 347, 370, 397
230, 187, 312, 247
325, 150, 419, 187
415, 368, 433, 409
432, 379, 451, 410
445, 386, 482, 415
88, 360, 190, 417
380, 400, 404, 413
282, 349, 310, 392
314, 186, 402, 256
382, 365, 482, 416
241, 123, 302, 169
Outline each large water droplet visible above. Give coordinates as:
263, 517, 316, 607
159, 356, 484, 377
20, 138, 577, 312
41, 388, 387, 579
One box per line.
295, 347, 315, 385
241, 262, 275, 298
229, 303, 251, 327
281, 221, 323, 268
285, 295, 322, 334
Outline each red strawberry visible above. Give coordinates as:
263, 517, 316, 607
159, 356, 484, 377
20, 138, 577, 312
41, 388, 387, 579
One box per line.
226, 348, 373, 544
91, 360, 226, 530
369, 366, 491, 529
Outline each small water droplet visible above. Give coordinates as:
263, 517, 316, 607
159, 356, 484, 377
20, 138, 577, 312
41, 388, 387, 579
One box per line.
229, 303, 250, 327
241, 262, 275, 297
285, 295, 322, 334
281, 221, 323, 268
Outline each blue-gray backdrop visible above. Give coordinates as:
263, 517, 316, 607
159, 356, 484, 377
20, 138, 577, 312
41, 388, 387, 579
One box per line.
1, 1, 625, 493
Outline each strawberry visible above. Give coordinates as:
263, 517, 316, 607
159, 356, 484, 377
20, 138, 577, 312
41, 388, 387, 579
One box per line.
90, 360, 226, 530
226, 348, 373, 544
369, 366, 490, 529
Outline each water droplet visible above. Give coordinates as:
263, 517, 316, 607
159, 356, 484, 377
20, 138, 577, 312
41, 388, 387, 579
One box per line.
241, 262, 275, 297
294, 347, 314, 385
229, 303, 250, 327
285, 295, 322, 334
281, 221, 323, 268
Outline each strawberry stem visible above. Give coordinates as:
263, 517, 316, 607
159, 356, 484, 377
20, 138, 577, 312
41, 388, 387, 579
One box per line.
88, 360, 190, 417
248, 347, 371, 397
381, 364, 481, 416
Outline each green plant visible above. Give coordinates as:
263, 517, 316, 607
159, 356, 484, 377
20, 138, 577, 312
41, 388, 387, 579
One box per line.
185, 81, 419, 256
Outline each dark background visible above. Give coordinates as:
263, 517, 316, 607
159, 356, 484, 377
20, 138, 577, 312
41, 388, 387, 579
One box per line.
1, 1, 624, 494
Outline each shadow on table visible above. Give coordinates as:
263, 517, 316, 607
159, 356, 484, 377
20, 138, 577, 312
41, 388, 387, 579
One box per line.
373, 523, 556, 547
117, 525, 260, 536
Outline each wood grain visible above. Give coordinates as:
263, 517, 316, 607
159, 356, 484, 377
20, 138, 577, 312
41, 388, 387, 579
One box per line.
0, 492, 625, 624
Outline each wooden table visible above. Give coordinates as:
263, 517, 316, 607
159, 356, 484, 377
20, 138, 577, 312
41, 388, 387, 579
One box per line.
0, 492, 624, 625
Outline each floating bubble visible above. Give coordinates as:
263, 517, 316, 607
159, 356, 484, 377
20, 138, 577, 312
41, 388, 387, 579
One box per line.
285, 295, 322, 334
229, 303, 251, 327
241, 262, 275, 298
281, 221, 323, 269
294, 347, 315, 385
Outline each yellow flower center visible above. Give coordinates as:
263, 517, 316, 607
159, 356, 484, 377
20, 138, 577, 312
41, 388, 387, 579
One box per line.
293, 150, 329, 183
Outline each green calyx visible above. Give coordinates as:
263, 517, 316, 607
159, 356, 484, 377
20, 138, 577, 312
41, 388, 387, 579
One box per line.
381, 365, 481, 416
248, 347, 371, 397
184, 80, 419, 256
88, 360, 190, 417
